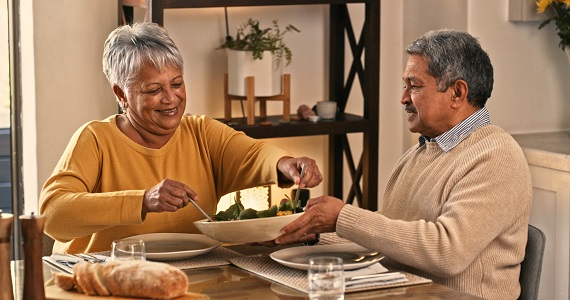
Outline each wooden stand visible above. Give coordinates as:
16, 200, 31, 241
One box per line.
224, 73, 291, 126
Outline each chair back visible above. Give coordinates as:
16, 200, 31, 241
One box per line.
518, 224, 546, 300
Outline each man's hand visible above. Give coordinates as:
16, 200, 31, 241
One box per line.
275, 195, 345, 245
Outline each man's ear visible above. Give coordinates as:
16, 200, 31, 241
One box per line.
450, 80, 469, 108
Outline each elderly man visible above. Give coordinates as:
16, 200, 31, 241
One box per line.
276, 29, 532, 300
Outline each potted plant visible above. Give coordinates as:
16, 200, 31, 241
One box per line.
219, 18, 300, 97
536, 0, 570, 62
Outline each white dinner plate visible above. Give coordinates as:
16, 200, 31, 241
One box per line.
270, 243, 384, 270
125, 233, 222, 261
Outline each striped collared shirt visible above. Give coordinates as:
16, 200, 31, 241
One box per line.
419, 106, 491, 152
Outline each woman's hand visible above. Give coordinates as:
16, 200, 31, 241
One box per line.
277, 157, 322, 188
142, 179, 198, 217
275, 195, 345, 245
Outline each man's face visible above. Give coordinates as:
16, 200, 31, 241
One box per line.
401, 54, 455, 138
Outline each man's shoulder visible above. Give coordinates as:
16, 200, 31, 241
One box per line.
462, 125, 525, 158
471, 125, 518, 145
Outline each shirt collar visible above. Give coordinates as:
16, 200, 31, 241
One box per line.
418, 106, 490, 152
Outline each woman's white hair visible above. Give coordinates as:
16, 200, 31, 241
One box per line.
102, 22, 184, 90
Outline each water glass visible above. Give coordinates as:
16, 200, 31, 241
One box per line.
111, 239, 146, 261
308, 256, 345, 300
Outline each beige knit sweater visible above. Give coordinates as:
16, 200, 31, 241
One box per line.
333, 125, 532, 299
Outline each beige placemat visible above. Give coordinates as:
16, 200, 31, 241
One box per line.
162, 247, 243, 269
229, 255, 432, 294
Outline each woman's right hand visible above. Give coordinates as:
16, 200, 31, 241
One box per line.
142, 179, 198, 216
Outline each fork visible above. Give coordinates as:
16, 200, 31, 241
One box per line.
74, 253, 105, 264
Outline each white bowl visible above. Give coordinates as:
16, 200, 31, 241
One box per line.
193, 213, 304, 244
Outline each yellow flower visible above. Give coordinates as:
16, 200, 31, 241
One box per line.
536, 0, 553, 13
563, 0, 570, 6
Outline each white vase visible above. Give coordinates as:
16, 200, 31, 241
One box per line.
227, 49, 283, 97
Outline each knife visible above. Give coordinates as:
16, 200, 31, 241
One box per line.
345, 272, 403, 282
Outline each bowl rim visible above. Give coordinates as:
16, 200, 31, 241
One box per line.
194, 211, 304, 225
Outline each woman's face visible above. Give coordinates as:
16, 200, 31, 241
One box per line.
121, 62, 186, 137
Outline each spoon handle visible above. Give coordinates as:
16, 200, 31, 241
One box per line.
293, 164, 307, 211
188, 197, 214, 222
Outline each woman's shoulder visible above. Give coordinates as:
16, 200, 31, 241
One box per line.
180, 114, 236, 134
71, 115, 120, 141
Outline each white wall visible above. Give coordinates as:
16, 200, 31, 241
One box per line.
468, 0, 570, 133
25, 0, 570, 212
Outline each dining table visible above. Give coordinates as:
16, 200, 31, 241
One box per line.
11, 243, 483, 300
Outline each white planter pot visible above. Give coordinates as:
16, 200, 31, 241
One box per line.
566, 48, 570, 64
227, 49, 283, 97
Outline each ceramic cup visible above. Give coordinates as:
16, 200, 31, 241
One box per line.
316, 101, 337, 120
308, 256, 345, 300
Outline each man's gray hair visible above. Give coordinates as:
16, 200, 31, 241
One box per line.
406, 29, 493, 108
102, 22, 184, 90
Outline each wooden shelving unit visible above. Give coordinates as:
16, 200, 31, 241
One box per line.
119, 0, 380, 211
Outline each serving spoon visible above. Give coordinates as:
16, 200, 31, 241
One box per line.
188, 197, 214, 222
293, 164, 307, 212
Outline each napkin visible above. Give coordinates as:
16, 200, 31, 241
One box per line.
43, 253, 109, 274
344, 263, 408, 289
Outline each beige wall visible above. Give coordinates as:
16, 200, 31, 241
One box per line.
25, 0, 570, 211
29, 0, 118, 212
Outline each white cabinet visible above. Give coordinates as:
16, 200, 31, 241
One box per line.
512, 131, 570, 300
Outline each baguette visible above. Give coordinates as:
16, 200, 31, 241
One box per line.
53, 260, 203, 299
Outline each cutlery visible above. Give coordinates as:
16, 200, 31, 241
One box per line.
345, 272, 403, 282
188, 197, 214, 222
293, 164, 306, 211
70, 253, 96, 264
78, 253, 106, 263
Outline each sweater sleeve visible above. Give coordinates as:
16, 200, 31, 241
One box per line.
40, 123, 145, 242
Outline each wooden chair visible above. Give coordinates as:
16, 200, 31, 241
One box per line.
224, 73, 290, 125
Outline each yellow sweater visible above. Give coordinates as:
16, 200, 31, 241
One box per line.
40, 115, 290, 254
334, 125, 532, 299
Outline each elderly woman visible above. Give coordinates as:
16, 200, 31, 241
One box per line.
39, 22, 322, 254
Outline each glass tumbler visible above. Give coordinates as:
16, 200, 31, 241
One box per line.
110, 239, 146, 261
308, 256, 345, 300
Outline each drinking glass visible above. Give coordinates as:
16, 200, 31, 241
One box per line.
308, 256, 345, 300
110, 239, 146, 261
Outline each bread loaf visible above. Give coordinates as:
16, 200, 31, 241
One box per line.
53, 260, 203, 299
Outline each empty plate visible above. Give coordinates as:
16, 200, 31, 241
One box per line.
125, 233, 222, 261
270, 243, 384, 270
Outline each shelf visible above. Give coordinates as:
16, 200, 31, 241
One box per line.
217, 113, 369, 139
149, 0, 374, 30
